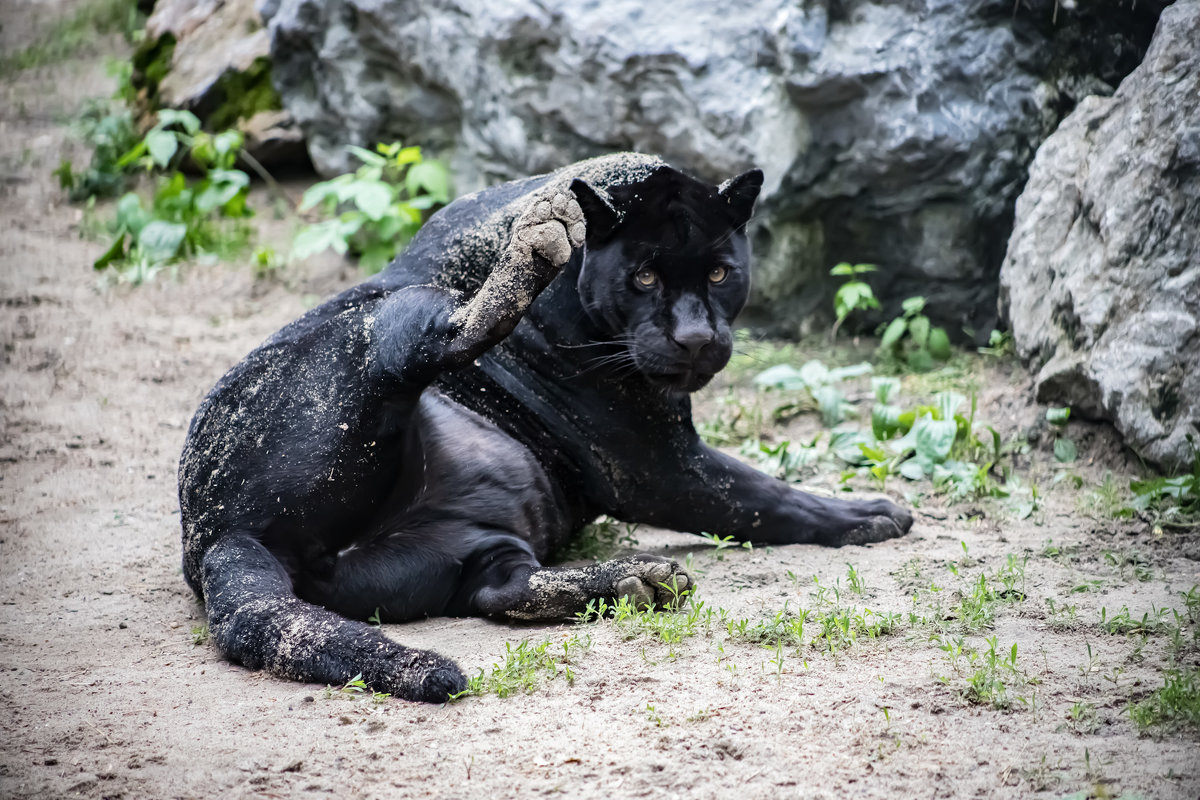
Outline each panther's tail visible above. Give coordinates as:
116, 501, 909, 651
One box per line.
199, 533, 466, 702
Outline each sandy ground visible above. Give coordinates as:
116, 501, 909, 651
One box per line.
2, 6, 1199, 799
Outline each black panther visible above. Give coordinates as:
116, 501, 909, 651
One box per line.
178, 153, 913, 702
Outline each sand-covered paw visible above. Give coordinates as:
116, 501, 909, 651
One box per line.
613, 555, 691, 610
825, 499, 913, 547
512, 190, 586, 267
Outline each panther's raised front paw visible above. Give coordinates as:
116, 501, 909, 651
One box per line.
510, 189, 586, 269
612, 554, 692, 610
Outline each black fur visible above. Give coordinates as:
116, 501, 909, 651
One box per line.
178, 154, 912, 702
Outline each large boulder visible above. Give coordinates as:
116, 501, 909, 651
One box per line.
999, 0, 1200, 471
259, 0, 1160, 336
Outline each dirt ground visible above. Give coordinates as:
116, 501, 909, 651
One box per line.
2, 6, 1198, 799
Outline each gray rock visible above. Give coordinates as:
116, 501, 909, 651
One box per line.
143, 0, 306, 167
999, 0, 1200, 472
260, 0, 1160, 335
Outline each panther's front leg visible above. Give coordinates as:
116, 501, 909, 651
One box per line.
632, 439, 914, 547
444, 188, 586, 363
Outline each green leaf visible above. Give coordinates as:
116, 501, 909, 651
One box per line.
115, 192, 149, 235
899, 460, 926, 481
830, 262, 854, 276
292, 220, 350, 259
872, 404, 903, 441
406, 160, 451, 204
1054, 437, 1077, 463
798, 359, 833, 388
115, 140, 148, 168
914, 415, 956, 466
829, 428, 874, 465
346, 144, 387, 166
351, 181, 394, 221
53, 159, 75, 189
829, 362, 873, 381
194, 169, 250, 214
901, 296, 926, 316
389, 145, 423, 167
299, 180, 341, 213
814, 385, 846, 427
145, 129, 178, 168
753, 364, 807, 391
136, 220, 188, 263
935, 392, 967, 422
906, 349, 934, 372
1046, 407, 1071, 426
156, 109, 201, 134
928, 327, 952, 360
872, 376, 901, 404
880, 317, 907, 350
93, 232, 127, 270
908, 314, 930, 348
748, 362, 806, 391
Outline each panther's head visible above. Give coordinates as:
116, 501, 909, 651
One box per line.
571, 166, 762, 393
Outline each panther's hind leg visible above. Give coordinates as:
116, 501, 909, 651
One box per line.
201, 531, 466, 702
302, 517, 536, 624
468, 554, 694, 621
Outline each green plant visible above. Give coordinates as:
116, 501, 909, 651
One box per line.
92, 110, 255, 282
978, 329, 1014, 358
451, 634, 591, 699
1046, 406, 1077, 464
190, 625, 210, 646
829, 262, 879, 340
1128, 439, 1200, 526
1065, 701, 1099, 735
1099, 605, 1169, 636
877, 296, 952, 371
55, 100, 141, 201
293, 142, 452, 273
934, 634, 1025, 711
1128, 667, 1200, 733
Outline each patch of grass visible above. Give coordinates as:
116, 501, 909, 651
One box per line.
1080, 472, 1135, 520
452, 634, 591, 700
1098, 605, 1170, 637
1045, 598, 1080, 631
578, 582, 704, 656
1128, 667, 1200, 733
1102, 549, 1153, 582
189, 624, 209, 646
1064, 700, 1099, 735
1, 0, 144, 74
934, 634, 1031, 711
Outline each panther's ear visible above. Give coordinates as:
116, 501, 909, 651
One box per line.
718, 168, 764, 227
570, 178, 621, 243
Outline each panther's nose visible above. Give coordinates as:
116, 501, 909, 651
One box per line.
671, 326, 715, 358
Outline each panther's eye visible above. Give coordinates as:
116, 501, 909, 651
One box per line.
708, 265, 729, 284
634, 268, 659, 288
